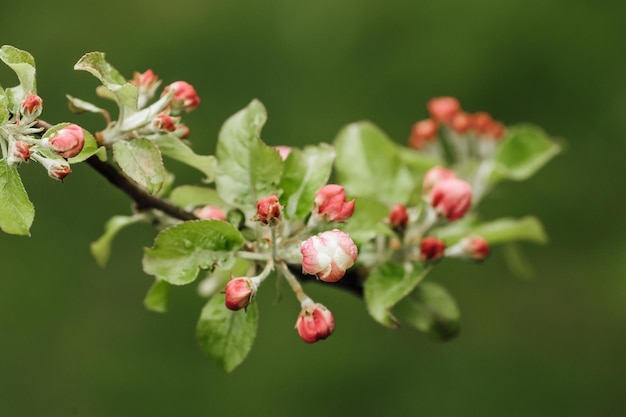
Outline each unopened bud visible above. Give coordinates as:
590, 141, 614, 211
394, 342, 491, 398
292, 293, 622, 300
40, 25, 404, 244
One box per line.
163, 81, 200, 113
256, 195, 282, 225
451, 111, 472, 134
471, 112, 493, 134
422, 166, 457, 195
152, 113, 177, 132
295, 302, 335, 343
428, 178, 472, 221
313, 184, 355, 222
427, 97, 461, 123
194, 205, 227, 221
21, 93, 43, 119
446, 236, 490, 261
174, 124, 191, 139
301, 229, 358, 282
47, 160, 72, 181
420, 237, 446, 262
131, 69, 159, 92
7, 141, 31, 167
224, 277, 256, 311
408, 119, 438, 150
46, 124, 85, 159
389, 203, 409, 230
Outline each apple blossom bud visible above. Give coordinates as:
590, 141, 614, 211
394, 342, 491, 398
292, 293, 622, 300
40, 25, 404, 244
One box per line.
131, 69, 159, 91
47, 161, 72, 181
451, 111, 472, 134
174, 124, 191, 139
420, 237, 446, 262
274, 146, 292, 161
422, 166, 457, 195
152, 113, 177, 132
428, 178, 472, 221
224, 277, 256, 311
301, 229, 358, 282
313, 184, 355, 222
46, 124, 85, 159
194, 205, 227, 221
486, 121, 506, 140
164, 81, 200, 113
408, 119, 438, 150
7, 141, 31, 167
389, 203, 409, 230
21, 93, 43, 118
256, 195, 282, 225
295, 302, 335, 343
471, 112, 493, 134
427, 97, 461, 123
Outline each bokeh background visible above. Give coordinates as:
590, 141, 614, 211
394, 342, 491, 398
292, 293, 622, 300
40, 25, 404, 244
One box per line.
1, 1, 625, 416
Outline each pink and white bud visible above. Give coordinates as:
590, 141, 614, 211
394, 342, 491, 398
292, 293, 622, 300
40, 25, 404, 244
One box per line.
451, 111, 472, 134
7, 141, 31, 167
420, 237, 446, 262
256, 195, 282, 225
274, 146, 292, 161
46, 161, 72, 181
313, 184, 355, 222
21, 93, 43, 118
152, 113, 177, 132
422, 166, 457, 195
301, 229, 358, 282
194, 205, 227, 221
224, 277, 256, 311
427, 97, 461, 123
174, 123, 191, 139
164, 81, 200, 113
46, 124, 85, 159
408, 119, 438, 150
295, 302, 335, 343
446, 236, 491, 261
389, 203, 409, 230
428, 178, 472, 221
131, 69, 159, 92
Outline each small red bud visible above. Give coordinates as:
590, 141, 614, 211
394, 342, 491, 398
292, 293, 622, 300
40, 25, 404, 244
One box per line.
21, 93, 43, 118
428, 178, 473, 221
256, 195, 282, 225
408, 119, 438, 150
389, 203, 409, 230
8, 141, 31, 166
471, 112, 493, 134
420, 237, 446, 262
422, 166, 457, 195
463, 236, 491, 261
194, 205, 227, 221
164, 81, 200, 113
152, 113, 177, 132
427, 97, 461, 123
47, 124, 85, 159
131, 69, 159, 91
301, 229, 358, 282
313, 184, 355, 222
451, 111, 472, 134
47, 161, 72, 181
296, 302, 335, 343
224, 277, 256, 311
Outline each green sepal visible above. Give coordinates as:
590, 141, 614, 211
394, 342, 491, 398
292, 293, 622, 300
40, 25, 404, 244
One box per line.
153, 134, 217, 182
197, 294, 259, 373
113, 138, 166, 195
90, 214, 147, 267
0, 162, 34, 236
142, 220, 244, 286
144, 279, 170, 313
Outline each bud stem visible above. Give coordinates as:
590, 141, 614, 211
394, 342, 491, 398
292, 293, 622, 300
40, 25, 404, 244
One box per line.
277, 259, 309, 304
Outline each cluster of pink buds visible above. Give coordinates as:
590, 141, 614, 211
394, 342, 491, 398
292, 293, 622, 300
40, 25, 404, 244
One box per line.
295, 300, 335, 343
301, 229, 358, 282
312, 184, 355, 223
423, 166, 472, 221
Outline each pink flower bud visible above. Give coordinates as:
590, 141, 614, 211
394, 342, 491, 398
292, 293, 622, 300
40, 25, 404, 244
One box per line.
174, 124, 191, 139
47, 124, 85, 159
486, 121, 506, 140
313, 184, 355, 222
408, 119, 438, 150
224, 277, 256, 311
471, 112, 493, 134
451, 111, 472, 134
152, 113, 177, 132
7, 141, 31, 166
295, 302, 335, 343
164, 81, 200, 113
428, 178, 473, 221
301, 229, 358, 282
420, 237, 446, 262
427, 97, 461, 123
194, 205, 227, 221
131, 69, 159, 91
47, 161, 72, 181
422, 166, 457, 195
389, 203, 409, 230
274, 146, 292, 161
256, 195, 282, 225
463, 236, 491, 260
21, 93, 43, 118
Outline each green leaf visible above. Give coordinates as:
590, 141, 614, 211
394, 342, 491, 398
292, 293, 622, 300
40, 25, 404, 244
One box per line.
113, 138, 165, 195
0, 163, 34, 236
393, 282, 460, 341
154, 134, 217, 182
143, 220, 244, 286
0, 45, 37, 96
492, 124, 560, 182
0, 85, 8, 126
364, 261, 428, 328
90, 214, 147, 267
197, 294, 258, 373
435, 216, 548, 246
502, 243, 535, 280
334, 122, 415, 205
279, 144, 335, 219
215, 100, 283, 209
144, 280, 170, 313
340, 197, 391, 247
74, 52, 138, 117
66, 94, 110, 119
169, 185, 225, 208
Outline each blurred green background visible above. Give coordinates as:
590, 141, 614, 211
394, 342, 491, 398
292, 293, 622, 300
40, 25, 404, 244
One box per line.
1, 0, 626, 416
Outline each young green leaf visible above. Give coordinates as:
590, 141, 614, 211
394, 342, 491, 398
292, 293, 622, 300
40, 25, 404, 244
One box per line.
434, 216, 548, 246
364, 261, 428, 328
197, 294, 259, 373
144, 280, 171, 313
279, 144, 335, 220
339, 196, 391, 247
143, 220, 244, 286
0, 85, 9, 126
113, 138, 166, 195
154, 134, 217, 182
90, 214, 147, 267
0, 45, 37, 96
393, 282, 460, 341
215, 100, 283, 209
66, 94, 110, 120
169, 185, 225, 209
334, 122, 415, 205
492, 124, 560, 182
0, 163, 34, 236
